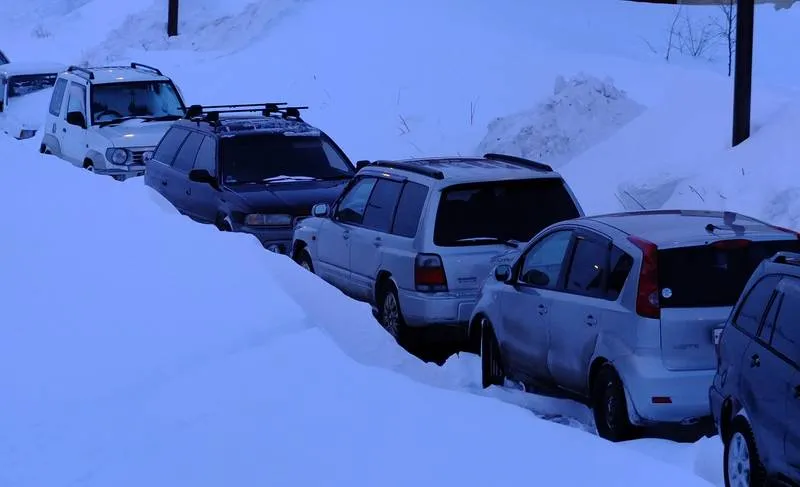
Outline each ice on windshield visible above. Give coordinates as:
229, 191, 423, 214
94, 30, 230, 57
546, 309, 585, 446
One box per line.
7, 73, 58, 98
90, 81, 184, 124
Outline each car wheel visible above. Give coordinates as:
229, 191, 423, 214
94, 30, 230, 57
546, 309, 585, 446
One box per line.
724, 417, 766, 487
216, 216, 232, 232
83, 161, 94, 172
295, 250, 314, 274
592, 366, 636, 442
378, 283, 405, 340
480, 318, 505, 389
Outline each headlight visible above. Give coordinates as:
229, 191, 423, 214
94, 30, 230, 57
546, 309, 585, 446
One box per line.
244, 213, 293, 226
142, 150, 154, 163
105, 148, 129, 165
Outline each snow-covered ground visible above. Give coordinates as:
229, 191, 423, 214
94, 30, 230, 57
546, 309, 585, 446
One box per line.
2, 0, 800, 485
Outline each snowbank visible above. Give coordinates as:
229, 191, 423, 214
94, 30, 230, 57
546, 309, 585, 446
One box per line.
475, 73, 645, 167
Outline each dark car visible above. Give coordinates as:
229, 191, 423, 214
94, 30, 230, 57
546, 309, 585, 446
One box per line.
710, 250, 800, 486
144, 103, 357, 254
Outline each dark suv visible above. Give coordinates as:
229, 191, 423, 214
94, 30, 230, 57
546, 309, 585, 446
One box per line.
145, 103, 356, 254
710, 250, 800, 486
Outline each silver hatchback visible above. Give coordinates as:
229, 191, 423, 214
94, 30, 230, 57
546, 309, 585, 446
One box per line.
472, 209, 800, 441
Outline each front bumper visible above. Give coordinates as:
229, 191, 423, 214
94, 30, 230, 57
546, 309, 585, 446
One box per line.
237, 225, 294, 254
96, 164, 146, 179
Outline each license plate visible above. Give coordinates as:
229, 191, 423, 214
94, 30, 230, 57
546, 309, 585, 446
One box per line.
713, 327, 724, 345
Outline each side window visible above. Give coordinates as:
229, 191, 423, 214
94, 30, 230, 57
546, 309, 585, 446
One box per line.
362, 178, 403, 232
334, 177, 378, 225
171, 132, 204, 172
49, 78, 67, 116
758, 292, 782, 344
606, 245, 634, 300
770, 285, 800, 364
565, 234, 610, 297
153, 128, 190, 166
65, 81, 87, 117
193, 136, 217, 173
321, 138, 352, 172
518, 230, 573, 289
391, 181, 429, 238
732, 274, 781, 336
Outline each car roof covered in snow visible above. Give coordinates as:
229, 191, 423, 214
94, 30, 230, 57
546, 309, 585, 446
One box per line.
584, 209, 798, 247
0, 62, 66, 77
63, 65, 171, 84
177, 114, 322, 137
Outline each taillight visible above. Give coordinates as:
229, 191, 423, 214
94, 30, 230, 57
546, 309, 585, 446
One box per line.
627, 235, 660, 319
414, 253, 448, 292
712, 239, 751, 249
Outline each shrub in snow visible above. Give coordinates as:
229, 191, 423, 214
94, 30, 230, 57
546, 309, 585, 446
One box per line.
475, 73, 645, 168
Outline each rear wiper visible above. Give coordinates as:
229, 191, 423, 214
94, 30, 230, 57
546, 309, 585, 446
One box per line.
453, 237, 520, 248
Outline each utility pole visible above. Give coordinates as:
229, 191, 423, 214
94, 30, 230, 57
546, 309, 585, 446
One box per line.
732, 0, 755, 147
167, 0, 179, 37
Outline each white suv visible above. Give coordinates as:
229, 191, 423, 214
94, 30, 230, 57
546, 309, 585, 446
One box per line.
40, 63, 187, 181
0, 62, 65, 140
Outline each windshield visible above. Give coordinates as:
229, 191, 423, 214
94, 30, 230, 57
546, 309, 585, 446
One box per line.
7, 73, 57, 98
90, 81, 185, 125
220, 133, 355, 184
433, 178, 581, 247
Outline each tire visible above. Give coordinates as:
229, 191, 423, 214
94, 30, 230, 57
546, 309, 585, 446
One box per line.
216, 216, 232, 232
377, 282, 405, 340
480, 319, 505, 389
592, 366, 636, 442
83, 161, 94, 172
724, 417, 767, 487
295, 249, 314, 273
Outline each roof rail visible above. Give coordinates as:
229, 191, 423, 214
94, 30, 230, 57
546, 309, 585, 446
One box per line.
363, 160, 445, 180
130, 62, 163, 76
184, 103, 307, 125
66, 65, 94, 80
771, 251, 800, 265
483, 153, 553, 172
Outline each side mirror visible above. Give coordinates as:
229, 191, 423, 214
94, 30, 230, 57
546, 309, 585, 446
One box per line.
494, 264, 512, 282
312, 203, 330, 218
356, 160, 370, 171
188, 168, 218, 188
66, 111, 86, 129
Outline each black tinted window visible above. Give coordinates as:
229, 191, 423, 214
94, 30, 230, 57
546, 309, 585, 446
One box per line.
49, 78, 67, 116
732, 275, 781, 336
154, 128, 189, 165
335, 177, 377, 225
433, 178, 580, 247
391, 181, 428, 238
362, 179, 403, 232
607, 245, 634, 300
172, 132, 204, 172
565, 236, 608, 297
193, 136, 217, 173
658, 239, 800, 308
771, 284, 800, 363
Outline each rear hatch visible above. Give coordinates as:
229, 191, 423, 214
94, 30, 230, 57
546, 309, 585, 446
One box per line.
432, 177, 581, 291
657, 236, 800, 371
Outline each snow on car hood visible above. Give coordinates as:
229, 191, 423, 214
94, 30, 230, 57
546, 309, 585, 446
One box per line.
98, 119, 175, 148
0, 88, 53, 133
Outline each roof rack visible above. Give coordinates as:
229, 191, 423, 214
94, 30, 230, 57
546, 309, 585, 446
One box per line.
360, 160, 445, 180
184, 103, 308, 125
130, 62, 163, 76
771, 251, 800, 265
483, 153, 553, 172
66, 65, 94, 80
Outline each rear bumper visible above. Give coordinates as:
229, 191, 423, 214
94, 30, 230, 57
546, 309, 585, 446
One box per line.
616, 354, 715, 425
396, 288, 478, 329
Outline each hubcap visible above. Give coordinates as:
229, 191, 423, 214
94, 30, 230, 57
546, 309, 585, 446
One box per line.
382, 292, 400, 337
728, 432, 751, 487
86, 166, 94, 172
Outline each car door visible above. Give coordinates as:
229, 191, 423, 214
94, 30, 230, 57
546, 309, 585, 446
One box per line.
163, 130, 204, 215
316, 176, 378, 292
44, 78, 68, 146
546, 229, 619, 395
60, 81, 88, 164
497, 229, 574, 384
348, 176, 404, 303
183, 134, 220, 224
146, 126, 190, 202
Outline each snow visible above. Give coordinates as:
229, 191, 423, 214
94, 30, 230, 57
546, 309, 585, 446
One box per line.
2, 0, 800, 485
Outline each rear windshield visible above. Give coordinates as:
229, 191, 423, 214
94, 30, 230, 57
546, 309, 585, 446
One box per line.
433, 178, 581, 247
7, 73, 57, 98
658, 239, 800, 308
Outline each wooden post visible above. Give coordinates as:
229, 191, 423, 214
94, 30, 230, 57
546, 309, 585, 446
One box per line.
732, 0, 755, 147
167, 0, 179, 37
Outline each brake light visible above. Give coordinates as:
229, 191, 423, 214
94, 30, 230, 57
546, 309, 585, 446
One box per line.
627, 235, 660, 319
712, 239, 751, 249
414, 253, 448, 292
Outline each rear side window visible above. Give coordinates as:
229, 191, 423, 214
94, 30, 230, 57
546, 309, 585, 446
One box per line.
154, 128, 189, 165
49, 78, 67, 116
565, 236, 608, 297
771, 282, 800, 364
172, 132, 204, 172
607, 245, 634, 300
391, 181, 428, 238
732, 274, 781, 336
362, 178, 403, 232
657, 239, 800, 308
433, 178, 580, 247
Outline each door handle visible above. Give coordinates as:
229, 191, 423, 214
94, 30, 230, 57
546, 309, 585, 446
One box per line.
161, 179, 168, 186
537, 304, 547, 315
586, 315, 597, 326
342, 231, 350, 240
185, 188, 191, 196
61, 128, 66, 133
373, 236, 382, 247
750, 354, 760, 368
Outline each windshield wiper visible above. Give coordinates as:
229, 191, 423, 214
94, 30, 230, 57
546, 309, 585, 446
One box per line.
97, 115, 152, 127
260, 175, 320, 183
453, 237, 520, 248
144, 114, 182, 122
